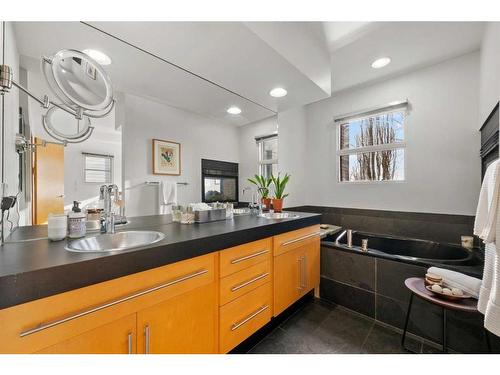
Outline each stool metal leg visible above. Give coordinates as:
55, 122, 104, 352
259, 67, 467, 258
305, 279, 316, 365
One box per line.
401, 293, 414, 351
485, 328, 492, 353
442, 308, 447, 353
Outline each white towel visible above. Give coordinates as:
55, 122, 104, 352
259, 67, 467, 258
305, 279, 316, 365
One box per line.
159, 181, 177, 215
427, 267, 481, 298
473, 159, 500, 337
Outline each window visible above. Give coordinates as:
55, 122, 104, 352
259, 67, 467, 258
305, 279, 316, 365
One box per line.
83, 153, 113, 184
337, 107, 406, 182
256, 134, 278, 179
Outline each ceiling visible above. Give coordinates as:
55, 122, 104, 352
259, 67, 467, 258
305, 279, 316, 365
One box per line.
324, 22, 485, 93
12, 21, 487, 127
13, 22, 277, 127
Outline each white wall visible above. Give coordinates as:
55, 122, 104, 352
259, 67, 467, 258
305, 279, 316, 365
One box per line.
237, 116, 277, 201
237, 111, 310, 208
304, 51, 481, 215
479, 22, 500, 125
277, 107, 309, 207
123, 94, 239, 217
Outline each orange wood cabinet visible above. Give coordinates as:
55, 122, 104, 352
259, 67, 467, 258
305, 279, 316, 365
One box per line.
218, 238, 274, 353
0, 252, 217, 354
0, 225, 320, 354
136, 282, 218, 354
273, 225, 321, 316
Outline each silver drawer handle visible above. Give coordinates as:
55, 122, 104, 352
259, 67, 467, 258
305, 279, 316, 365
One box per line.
231, 305, 269, 331
297, 256, 304, 290
19, 269, 209, 337
301, 256, 307, 289
282, 232, 321, 246
144, 325, 150, 354
230, 249, 269, 264
127, 332, 133, 354
231, 272, 269, 292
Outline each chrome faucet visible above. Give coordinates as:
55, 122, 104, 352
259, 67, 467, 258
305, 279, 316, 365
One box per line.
100, 184, 119, 234
335, 229, 353, 247
250, 190, 263, 216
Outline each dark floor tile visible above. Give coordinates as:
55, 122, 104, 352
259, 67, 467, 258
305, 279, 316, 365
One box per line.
320, 277, 375, 318
376, 258, 427, 301
363, 323, 421, 354
321, 247, 375, 291
422, 342, 444, 353
248, 327, 315, 354
280, 298, 332, 334
312, 305, 374, 353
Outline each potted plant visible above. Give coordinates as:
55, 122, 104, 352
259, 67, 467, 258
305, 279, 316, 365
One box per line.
247, 174, 272, 210
271, 173, 290, 213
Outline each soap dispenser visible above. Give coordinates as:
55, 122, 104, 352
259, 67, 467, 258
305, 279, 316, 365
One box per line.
68, 201, 86, 238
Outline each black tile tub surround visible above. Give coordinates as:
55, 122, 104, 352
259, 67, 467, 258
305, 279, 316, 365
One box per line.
320, 245, 375, 291
320, 277, 375, 318
319, 246, 500, 353
0, 212, 320, 310
288, 206, 475, 245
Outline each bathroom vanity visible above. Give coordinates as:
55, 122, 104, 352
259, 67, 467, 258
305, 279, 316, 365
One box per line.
0, 213, 320, 354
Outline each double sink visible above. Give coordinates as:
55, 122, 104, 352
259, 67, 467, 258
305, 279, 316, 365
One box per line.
66, 212, 299, 253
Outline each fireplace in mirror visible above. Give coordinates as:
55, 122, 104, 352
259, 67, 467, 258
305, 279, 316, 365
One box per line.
201, 159, 239, 203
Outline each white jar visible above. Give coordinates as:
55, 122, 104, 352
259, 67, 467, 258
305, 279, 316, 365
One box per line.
68, 211, 86, 238
48, 213, 68, 241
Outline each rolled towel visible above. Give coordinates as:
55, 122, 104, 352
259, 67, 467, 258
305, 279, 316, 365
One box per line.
427, 267, 481, 299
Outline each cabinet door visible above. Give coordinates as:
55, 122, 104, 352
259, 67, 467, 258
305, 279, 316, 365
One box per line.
273, 236, 320, 316
305, 236, 320, 292
273, 246, 306, 316
36, 314, 136, 354
137, 283, 217, 354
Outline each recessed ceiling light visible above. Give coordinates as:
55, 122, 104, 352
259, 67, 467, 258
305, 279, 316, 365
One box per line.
269, 87, 288, 98
83, 49, 112, 66
371, 57, 391, 69
227, 106, 242, 115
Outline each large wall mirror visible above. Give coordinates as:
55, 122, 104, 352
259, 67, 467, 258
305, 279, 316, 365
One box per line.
0, 22, 275, 231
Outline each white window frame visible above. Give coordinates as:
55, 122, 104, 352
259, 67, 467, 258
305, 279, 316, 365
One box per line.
83, 152, 114, 184
256, 133, 278, 178
335, 101, 408, 184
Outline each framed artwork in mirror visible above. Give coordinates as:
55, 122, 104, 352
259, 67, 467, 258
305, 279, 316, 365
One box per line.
152, 139, 181, 175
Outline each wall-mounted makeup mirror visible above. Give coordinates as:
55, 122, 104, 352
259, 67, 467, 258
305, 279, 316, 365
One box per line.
42, 49, 114, 113
42, 106, 93, 143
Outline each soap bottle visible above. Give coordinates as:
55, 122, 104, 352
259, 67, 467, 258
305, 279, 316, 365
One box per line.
68, 201, 86, 238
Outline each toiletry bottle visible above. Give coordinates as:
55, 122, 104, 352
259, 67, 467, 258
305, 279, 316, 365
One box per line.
68, 201, 86, 238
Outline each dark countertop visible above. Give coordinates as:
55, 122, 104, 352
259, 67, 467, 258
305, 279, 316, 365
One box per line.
0, 212, 320, 310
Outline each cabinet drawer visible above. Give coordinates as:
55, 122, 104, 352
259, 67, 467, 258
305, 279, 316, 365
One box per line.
220, 260, 271, 306
219, 282, 272, 353
220, 238, 272, 277
0, 253, 216, 353
273, 225, 321, 257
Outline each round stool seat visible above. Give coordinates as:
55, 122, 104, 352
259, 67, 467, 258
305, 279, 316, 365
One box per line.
404, 277, 477, 313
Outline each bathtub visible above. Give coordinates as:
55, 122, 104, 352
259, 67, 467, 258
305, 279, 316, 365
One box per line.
321, 230, 482, 271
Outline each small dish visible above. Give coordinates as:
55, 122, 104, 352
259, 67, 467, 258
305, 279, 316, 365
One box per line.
425, 285, 472, 301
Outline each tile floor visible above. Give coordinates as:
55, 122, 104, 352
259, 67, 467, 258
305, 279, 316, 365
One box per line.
248, 299, 441, 354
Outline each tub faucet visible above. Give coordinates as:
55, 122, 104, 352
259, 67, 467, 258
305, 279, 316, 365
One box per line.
335, 229, 353, 247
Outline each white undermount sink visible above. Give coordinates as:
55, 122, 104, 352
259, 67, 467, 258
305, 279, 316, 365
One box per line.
65, 230, 165, 253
